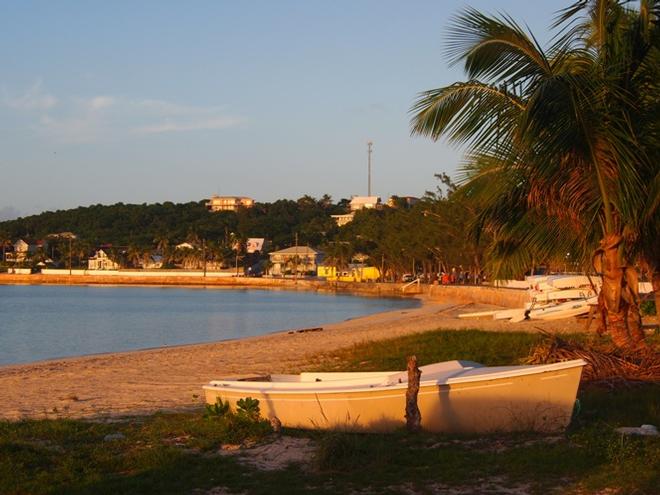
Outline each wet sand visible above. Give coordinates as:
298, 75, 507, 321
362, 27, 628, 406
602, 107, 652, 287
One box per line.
0, 298, 593, 421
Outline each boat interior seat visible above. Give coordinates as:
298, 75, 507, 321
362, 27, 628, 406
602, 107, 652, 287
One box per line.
379, 360, 482, 386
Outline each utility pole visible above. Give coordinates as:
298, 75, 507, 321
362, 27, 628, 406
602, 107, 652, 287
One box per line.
294, 232, 298, 282
202, 239, 206, 277
68, 236, 72, 276
367, 141, 373, 197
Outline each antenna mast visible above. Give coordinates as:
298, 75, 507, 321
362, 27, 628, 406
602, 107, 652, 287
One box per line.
367, 141, 373, 196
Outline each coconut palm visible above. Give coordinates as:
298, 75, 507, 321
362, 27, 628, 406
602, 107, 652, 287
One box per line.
410, 0, 659, 348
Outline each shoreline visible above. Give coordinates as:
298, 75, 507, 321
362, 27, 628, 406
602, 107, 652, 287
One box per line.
0, 294, 595, 421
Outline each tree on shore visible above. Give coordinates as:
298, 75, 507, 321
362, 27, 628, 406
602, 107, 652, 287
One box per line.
410, 0, 659, 349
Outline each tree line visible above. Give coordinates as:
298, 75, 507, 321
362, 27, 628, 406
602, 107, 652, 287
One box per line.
0, 182, 487, 279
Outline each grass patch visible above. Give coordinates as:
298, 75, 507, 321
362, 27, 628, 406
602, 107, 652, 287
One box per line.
2, 330, 658, 494
0, 412, 273, 495
312, 328, 586, 371
305, 382, 660, 494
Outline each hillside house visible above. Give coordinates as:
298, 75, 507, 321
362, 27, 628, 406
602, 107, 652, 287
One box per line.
206, 195, 255, 212
349, 196, 381, 211
331, 196, 382, 227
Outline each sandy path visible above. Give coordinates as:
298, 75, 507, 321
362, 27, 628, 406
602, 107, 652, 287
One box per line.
0, 299, 590, 421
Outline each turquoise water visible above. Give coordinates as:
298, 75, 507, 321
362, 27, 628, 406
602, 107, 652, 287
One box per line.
0, 285, 418, 366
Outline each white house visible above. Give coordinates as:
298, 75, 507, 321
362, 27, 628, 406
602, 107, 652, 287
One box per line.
268, 246, 323, 277
88, 249, 119, 270
330, 213, 355, 227
206, 195, 255, 212
4, 239, 39, 263
349, 196, 381, 211
330, 196, 381, 227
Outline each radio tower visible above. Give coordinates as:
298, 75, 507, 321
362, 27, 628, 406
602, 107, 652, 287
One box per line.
367, 141, 373, 196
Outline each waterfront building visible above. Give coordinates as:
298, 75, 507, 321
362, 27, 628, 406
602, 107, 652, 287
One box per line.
317, 264, 380, 282
88, 249, 120, 270
268, 246, 323, 277
4, 239, 41, 263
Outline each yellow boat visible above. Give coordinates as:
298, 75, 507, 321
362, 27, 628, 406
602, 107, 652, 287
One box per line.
203, 359, 586, 433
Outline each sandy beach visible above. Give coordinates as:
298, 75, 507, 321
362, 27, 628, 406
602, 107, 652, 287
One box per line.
0, 295, 596, 421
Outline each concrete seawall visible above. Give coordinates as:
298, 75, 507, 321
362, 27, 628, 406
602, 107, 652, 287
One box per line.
0, 274, 528, 307
426, 284, 529, 308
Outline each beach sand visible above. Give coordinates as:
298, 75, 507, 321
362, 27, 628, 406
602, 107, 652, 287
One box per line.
0, 298, 596, 421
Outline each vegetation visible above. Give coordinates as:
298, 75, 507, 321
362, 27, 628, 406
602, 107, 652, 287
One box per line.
1, 330, 658, 494
410, 0, 659, 349
0, 184, 483, 280
0, 198, 340, 265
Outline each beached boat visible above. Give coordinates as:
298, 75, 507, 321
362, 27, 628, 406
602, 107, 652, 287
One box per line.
203, 359, 586, 434
527, 297, 597, 321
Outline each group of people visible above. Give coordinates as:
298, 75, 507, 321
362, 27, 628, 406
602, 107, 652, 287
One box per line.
435, 267, 484, 285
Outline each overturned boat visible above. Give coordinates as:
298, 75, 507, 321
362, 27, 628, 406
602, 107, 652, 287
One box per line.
203, 359, 586, 433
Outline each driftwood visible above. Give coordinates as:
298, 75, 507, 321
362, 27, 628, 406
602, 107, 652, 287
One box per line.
287, 327, 323, 334
405, 355, 422, 432
527, 331, 660, 383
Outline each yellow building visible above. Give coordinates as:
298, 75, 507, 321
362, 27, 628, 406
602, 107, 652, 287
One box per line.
317, 265, 380, 282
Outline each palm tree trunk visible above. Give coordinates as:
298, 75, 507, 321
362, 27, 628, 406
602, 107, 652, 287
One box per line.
595, 234, 647, 348
653, 270, 660, 332
624, 265, 645, 344
596, 234, 635, 349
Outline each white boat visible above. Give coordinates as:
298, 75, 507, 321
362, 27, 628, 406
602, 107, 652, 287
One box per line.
204, 359, 586, 434
457, 310, 500, 319
532, 288, 597, 304
527, 297, 596, 320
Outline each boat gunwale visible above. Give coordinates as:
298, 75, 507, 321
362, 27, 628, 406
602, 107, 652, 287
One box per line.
203, 359, 586, 395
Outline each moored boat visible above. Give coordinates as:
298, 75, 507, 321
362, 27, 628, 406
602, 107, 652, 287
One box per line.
203, 359, 586, 433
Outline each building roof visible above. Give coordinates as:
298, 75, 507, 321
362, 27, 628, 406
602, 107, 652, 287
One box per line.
175, 242, 196, 250
349, 196, 381, 211
350, 196, 380, 204
269, 246, 320, 256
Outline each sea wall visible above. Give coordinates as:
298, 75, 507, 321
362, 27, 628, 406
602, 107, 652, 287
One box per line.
0, 273, 406, 296
425, 284, 528, 308
0, 273, 528, 306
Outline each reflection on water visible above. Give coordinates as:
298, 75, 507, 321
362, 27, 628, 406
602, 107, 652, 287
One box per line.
0, 285, 418, 366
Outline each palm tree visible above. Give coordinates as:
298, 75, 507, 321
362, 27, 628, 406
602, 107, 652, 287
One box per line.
410, 0, 659, 349
127, 244, 144, 269
0, 237, 12, 264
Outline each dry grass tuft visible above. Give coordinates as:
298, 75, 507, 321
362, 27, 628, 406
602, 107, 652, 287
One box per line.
526, 332, 660, 383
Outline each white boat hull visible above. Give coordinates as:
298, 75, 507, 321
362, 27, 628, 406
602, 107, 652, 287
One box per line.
204, 360, 586, 433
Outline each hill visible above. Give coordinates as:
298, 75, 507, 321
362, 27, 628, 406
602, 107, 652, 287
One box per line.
0, 197, 342, 251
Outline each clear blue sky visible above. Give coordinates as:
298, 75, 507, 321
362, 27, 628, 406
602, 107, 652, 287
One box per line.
0, 0, 568, 219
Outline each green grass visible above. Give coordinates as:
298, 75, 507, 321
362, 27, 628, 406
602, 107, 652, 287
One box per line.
1, 330, 658, 495
310, 328, 586, 371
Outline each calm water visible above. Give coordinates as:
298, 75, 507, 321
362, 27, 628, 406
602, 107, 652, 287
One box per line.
0, 285, 418, 366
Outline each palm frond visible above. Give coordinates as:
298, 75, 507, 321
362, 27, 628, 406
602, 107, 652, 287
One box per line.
446, 7, 552, 84
410, 81, 523, 150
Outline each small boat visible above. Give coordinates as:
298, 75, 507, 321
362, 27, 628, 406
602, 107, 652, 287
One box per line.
527, 297, 596, 320
203, 359, 586, 434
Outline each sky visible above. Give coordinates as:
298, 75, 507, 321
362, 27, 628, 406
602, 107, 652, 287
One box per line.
0, 0, 569, 219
